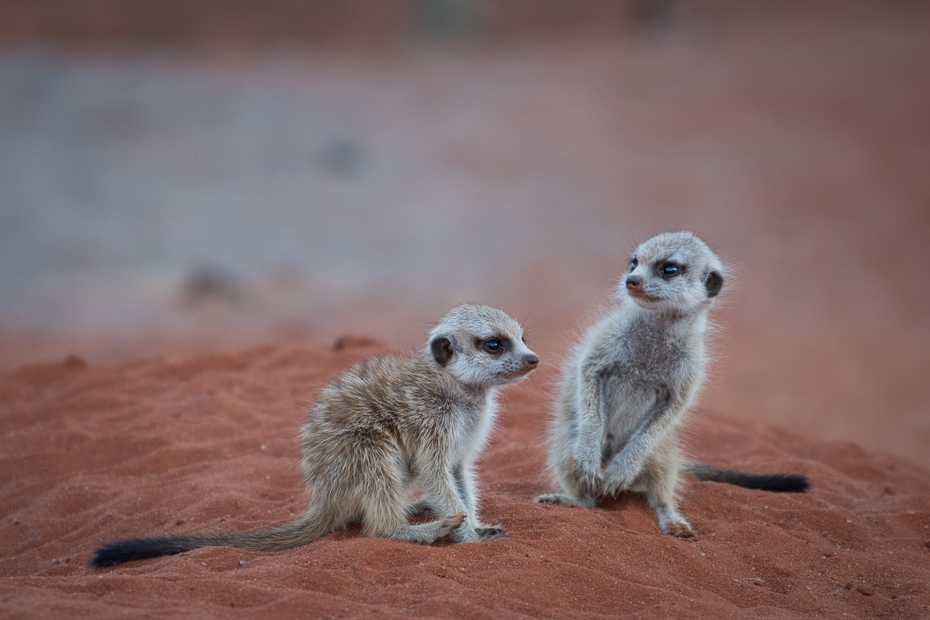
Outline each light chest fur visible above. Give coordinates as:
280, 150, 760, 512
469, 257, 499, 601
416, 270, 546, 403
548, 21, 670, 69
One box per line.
570, 307, 705, 456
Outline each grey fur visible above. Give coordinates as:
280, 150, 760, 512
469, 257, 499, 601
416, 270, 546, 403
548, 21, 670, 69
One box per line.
536, 231, 806, 537
92, 304, 538, 567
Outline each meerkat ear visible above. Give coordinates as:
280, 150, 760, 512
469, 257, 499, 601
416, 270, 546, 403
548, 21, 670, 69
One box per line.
430, 336, 455, 366
704, 270, 724, 298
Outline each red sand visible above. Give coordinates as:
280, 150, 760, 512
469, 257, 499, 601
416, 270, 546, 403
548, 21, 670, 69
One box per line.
2, 340, 928, 619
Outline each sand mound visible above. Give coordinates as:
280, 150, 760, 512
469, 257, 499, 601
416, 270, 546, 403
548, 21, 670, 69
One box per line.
1, 342, 928, 618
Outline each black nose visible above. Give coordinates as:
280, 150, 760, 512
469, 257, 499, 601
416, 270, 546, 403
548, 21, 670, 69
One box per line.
626, 275, 642, 289
524, 353, 539, 367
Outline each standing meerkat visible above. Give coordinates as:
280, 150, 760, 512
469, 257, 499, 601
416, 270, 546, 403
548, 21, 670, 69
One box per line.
536, 231, 808, 537
92, 304, 538, 568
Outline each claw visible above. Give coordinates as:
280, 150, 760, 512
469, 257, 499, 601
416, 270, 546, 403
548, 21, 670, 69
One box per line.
600, 483, 621, 499
664, 521, 694, 538
599, 470, 634, 499
572, 462, 603, 498
437, 512, 467, 539
474, 525, 510, 541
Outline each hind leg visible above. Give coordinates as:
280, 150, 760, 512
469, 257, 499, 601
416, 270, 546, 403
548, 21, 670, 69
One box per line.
405, 498, 434, 517
414, 460, 509, 543
641, 441, 692, 537
536, 393, 603, 507
360, 465, 465, 544
366, 511, 466, 544
535, 436, 598, 507
365, 497, 464, 544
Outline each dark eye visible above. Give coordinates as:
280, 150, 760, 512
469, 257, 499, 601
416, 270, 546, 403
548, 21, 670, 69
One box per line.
483, 339, 503, 354
630, 258, 638, 272
660, 263, 680, 278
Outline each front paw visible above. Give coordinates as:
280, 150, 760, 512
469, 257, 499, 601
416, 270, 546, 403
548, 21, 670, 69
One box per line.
572, 460, 603, 498
474, 525, 510, 542
451, 523, 479, 543
453, 522, 509, 543
599, 469, 634, 498
656, 510, 693, 538
664, 521, 694, 538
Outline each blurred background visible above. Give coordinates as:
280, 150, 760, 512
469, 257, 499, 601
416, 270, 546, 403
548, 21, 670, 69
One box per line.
1, 1, 928, 466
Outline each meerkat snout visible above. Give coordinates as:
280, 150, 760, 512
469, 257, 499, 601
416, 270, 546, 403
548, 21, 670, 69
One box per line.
625, 275, 643, 290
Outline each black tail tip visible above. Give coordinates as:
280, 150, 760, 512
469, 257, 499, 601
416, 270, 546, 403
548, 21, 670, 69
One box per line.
762, 473, 810, 493
717, 471, 811, 493
89, 551, 117, 569
89, 536, 194, 569
90, 543, 130, 569
89, 541, 144, 569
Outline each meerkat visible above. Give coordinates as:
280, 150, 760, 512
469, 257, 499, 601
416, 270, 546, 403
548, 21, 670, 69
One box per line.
92, 304, 538, 568
536, 231, 808, 537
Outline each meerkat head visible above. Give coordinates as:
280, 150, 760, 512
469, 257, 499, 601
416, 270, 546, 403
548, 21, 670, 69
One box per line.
425, 304, 539, 388
619, 231, 725, 316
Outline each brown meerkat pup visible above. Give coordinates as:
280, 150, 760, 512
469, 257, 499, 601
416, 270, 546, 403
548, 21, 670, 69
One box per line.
92, 304, 538, 568
536, 231, 808, 537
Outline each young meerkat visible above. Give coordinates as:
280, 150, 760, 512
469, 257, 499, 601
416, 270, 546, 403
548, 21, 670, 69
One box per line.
92, 304, 538, 568
536, 231, 808, 537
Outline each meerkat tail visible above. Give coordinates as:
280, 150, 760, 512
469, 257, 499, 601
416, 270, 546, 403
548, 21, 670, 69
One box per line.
682, 461, 810, 493
91, 509, 335, 568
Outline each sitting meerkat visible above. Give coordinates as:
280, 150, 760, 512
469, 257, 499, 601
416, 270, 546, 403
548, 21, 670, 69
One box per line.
92, 304, 539, 568
536, 231, 808, 537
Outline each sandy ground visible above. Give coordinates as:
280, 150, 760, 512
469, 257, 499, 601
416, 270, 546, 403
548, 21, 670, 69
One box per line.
2, 3, 930, 618
1, 341, 929, 618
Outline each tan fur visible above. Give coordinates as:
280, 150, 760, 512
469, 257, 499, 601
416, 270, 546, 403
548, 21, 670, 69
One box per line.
92, 304, 538, 567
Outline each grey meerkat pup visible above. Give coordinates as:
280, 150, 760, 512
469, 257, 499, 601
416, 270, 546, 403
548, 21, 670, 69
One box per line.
92, 304, 539, 568
536, 231, 808, 537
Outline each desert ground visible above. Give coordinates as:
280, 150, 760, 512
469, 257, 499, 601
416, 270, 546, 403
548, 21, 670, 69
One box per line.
1, 2, 929, 618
